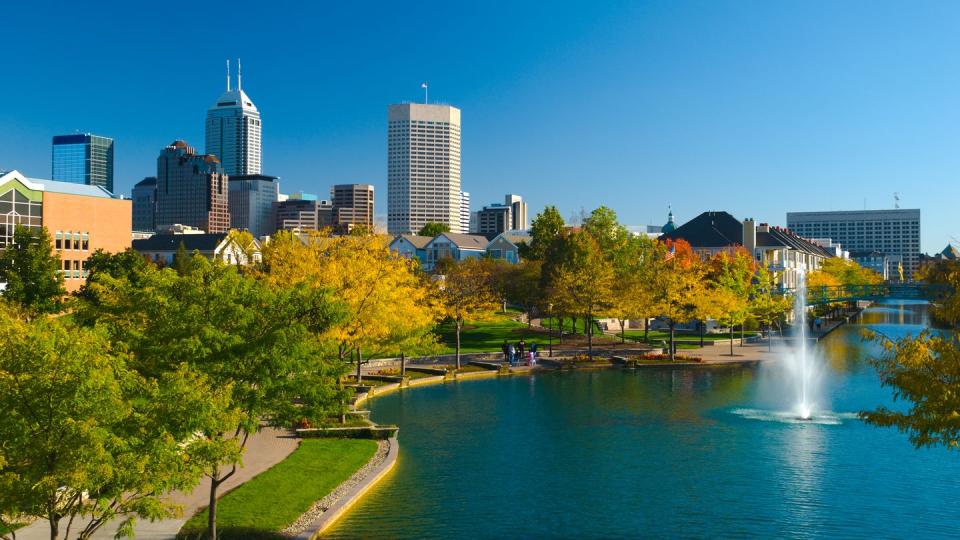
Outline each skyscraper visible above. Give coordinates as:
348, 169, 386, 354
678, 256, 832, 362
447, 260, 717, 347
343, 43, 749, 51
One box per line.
131, 176, 158, 232
331, 184, 374, 233
155, 140, 230, 233
460, 191, 470, 233
206, 60, 262, 176
387, 103, 462, 234
505, 194, 528, 230
229, 174, 279, 237
52, 133, 115, 193
476, 204, 512, 238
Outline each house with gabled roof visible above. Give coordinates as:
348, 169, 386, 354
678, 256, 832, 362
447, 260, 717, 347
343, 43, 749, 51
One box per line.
485, 232, 529, 264
389, 234, 432, 263
661, 210, 834, 290
422, 232, 488, 271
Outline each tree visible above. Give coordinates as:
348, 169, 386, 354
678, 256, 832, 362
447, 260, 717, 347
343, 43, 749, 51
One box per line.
750, 266, 792, 351
502, 259, 543, 327
437, 258, 500, 369
0, 303, 230, 540
608, 235, 659, 343
708, 249, 757, 356
582, 205, 629, 255
417, 222, 450, 237
860, 269, 960, 448
76, 248, 151, 308
860, 329, 960, 449
256, 233, 439, 383
652, 239, 708, 360
76, 256, 347, 540
0, 225, 64, 315
548, 230, 614, 358
523, 205, 565, 260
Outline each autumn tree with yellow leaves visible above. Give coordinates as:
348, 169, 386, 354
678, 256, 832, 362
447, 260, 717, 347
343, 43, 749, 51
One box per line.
257, 231, 439, 379
436, 257, 501, 369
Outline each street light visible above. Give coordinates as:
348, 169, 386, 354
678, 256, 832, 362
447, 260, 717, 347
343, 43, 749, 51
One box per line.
548, 303, 554, 357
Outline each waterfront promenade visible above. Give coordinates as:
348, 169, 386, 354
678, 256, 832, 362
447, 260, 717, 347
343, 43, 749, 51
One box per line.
15, 427, 298, 540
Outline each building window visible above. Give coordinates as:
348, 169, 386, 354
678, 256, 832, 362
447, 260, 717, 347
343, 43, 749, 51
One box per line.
82, 233, 89, 251
55, 232, 63, 250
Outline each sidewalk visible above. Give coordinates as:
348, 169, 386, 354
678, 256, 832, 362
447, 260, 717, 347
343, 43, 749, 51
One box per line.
15, 426, 298, 540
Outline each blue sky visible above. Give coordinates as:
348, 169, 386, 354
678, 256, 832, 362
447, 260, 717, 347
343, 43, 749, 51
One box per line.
2, 1, 958, 252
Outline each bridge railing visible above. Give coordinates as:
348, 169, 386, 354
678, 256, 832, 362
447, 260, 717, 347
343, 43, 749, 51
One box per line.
778, 283, 952, 305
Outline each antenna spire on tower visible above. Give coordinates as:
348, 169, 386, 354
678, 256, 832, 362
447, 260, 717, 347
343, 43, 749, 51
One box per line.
226, 59, 231, 91
237, 58, 242, 91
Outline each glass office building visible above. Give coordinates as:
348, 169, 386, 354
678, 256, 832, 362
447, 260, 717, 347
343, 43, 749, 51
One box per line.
52, 133, 115, 193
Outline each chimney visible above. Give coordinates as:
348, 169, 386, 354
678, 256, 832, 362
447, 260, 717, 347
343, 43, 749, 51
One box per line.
743, 218, 756, 254
758, 222, 769, 233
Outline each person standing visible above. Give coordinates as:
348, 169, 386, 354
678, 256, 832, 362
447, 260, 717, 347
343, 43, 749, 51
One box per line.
508, 343, 516, 366
517, 339, 526, 365
502, 339, 510, 364
529, 342, 538, 365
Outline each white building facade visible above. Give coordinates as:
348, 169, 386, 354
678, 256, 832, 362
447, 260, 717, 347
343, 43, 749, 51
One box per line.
787, 209, 921, 280
206, 61, 262, 176
387, 103, 462, 234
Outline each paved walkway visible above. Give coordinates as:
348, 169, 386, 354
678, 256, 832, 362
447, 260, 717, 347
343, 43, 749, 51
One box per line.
16, 426, 299, 540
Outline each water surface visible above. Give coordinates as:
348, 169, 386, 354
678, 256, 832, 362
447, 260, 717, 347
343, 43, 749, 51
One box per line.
328, 301, 959, 539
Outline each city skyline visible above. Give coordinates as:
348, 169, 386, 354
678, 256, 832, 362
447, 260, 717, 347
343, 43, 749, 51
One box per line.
2, 1, 960, 251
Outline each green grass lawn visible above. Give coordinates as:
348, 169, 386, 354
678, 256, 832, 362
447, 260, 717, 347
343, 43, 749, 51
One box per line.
178, 439, 378, 540
436, 314, 539, 353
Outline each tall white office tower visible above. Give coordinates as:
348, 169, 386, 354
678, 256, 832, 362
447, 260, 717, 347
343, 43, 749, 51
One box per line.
387, 103, 462, 234
505, 194, 528, 230
206, 59, 262, 176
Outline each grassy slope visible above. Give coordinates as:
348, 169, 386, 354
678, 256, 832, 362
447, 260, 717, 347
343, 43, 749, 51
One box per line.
178, 439, 378, 539
436, 313, 538, 353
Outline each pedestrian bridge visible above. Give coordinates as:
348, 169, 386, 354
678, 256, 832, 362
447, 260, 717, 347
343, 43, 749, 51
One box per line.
787, 283, 952, 305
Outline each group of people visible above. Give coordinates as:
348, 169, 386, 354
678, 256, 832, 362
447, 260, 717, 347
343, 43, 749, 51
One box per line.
502, 338, 538, 366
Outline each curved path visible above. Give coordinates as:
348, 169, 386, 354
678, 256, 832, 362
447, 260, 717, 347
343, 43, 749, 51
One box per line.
15, 427, 298, 540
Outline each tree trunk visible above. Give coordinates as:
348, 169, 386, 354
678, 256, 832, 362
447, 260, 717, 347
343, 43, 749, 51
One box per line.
644, 318, 649, 342
355, 350, 362, 384
699, 321, 704, 347
669, 320, 676, 361
558, 317, 563, 344
729, 324, 734, 356
400, 352, 406, 377
587, 314, 593, 359
740, 325, 744, 347
208, 473, 221, 540
48, 511, 59, 540
455, 320, 462, 370
768, 324, 772, 352
620, 319, 626, 344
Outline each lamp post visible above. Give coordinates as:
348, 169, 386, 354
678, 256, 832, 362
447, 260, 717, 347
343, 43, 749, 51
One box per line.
548, 303, 554, 357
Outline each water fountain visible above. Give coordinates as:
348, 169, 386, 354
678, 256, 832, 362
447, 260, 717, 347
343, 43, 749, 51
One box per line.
733, 270, 834, 424
787, 271, 816, 420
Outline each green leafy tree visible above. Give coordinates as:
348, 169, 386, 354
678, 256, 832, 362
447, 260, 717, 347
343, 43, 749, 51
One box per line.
652, 239, 708, 360
548, 230, 614, 358
76, 256, 347, 539
750, 266, 792, 351
607, 233, 659, 343
860, 269, 960, 449
0, 303, 231, 540
860, 329, 960, 449
582, 205, 629, 255
502, 259, 543, 327
437, 258, 500, 369
0, 225, 64, 315
708, 248, 757, 355
417, 222, 450, 237
523, 205, 565, 260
